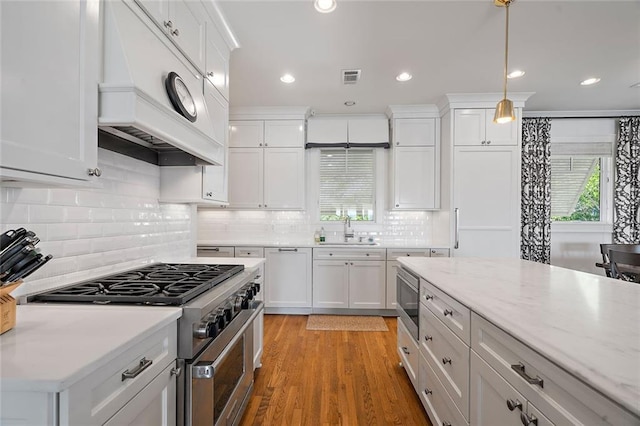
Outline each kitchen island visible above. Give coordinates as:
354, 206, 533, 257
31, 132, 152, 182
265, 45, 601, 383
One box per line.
397, 257, 640, 425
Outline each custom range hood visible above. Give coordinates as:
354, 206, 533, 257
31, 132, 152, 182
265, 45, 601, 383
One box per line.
98, 1, 222, 166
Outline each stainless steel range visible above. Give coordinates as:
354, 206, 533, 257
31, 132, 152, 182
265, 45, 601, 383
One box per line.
28, 262, 264, 426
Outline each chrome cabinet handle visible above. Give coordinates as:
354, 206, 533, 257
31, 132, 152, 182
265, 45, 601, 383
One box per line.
424, 388, 432, 395
454, 208, 460, 249
278, 248, 298, 252
443, 309, 453, 317
424, 335, 433, 342
511, 363, 544, 388
521, 412, 538, 426
164, 20, 173, 29
506, 398, 522, 411
171, 28, 179, 36
205, 192, 212, 197
401, 346, 410, 355
443, 422, 452, 426
481, 140, 486, 145
87, 167, 102, 177
486, 140, 492, 145
396, 204, 400, 207
442, 357, 452, 365
122, 357, 153, 381
170, 367, 182, 377
207, 71, 214, 77
424, 294, 434, 301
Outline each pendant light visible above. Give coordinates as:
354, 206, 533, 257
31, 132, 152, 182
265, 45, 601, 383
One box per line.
494, 0, 516, 124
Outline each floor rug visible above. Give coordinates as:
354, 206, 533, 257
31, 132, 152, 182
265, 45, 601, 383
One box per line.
305, 315, 389, 331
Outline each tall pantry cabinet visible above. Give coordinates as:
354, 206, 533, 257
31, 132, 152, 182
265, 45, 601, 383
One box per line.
434, 94, 531, 258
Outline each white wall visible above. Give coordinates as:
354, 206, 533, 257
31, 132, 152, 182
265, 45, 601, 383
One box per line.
0, 149, 192, 298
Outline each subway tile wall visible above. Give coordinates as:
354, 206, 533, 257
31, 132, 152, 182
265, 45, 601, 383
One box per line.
198, 209, 432, 245
1, 149, 192, 298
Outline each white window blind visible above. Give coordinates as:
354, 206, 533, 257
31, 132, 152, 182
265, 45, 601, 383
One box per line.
319, 149, 375, 221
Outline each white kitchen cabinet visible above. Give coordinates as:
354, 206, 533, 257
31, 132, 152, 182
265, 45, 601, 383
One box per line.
454, 109, 518, 146
264, 248, 312, 310
135, 0, 206, 72
228, 119, 305, 210
389, 117, 440, 210
204, 21, 230, 100
312, 260, 350, 308
307, 117, 389, 143
312, 260, 386, 309
0, 0, 99, 184
419, 351, 469, 426
197, 246, 235, 257
453, 145, 520, 257
398, 319, 419, 391
385, 249, 433, 309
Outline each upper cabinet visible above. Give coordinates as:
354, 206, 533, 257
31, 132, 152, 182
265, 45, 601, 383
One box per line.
229, 121, 305, 148
307, 117, 389, 144
0, 0, 100, 184
454, 109, 519, 146
135, 0, 206, 72
205, 21, 230, 100
393, 118, 436, 146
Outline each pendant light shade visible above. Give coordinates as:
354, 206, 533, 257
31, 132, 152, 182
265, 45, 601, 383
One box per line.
494, 0, 515, 124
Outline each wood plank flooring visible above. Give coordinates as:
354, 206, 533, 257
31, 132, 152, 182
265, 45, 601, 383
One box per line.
240, 315, 431, 426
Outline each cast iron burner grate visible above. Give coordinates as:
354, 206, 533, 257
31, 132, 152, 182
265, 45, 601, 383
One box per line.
28, 263, 244, 306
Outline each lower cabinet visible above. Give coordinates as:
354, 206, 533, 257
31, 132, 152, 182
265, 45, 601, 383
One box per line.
386, 249, 436, 309
235, 246, 265, 370
397, 319, 419, 390
264, 247, 312, 309
419, 352, 469, 426
313, 260, 386, 309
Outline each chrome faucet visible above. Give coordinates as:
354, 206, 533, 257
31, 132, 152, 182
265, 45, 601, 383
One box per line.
343, 216, 354, 242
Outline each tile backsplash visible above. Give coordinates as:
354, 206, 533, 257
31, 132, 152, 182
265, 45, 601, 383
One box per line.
198, 209, 433, 245
1, 149, 192, 298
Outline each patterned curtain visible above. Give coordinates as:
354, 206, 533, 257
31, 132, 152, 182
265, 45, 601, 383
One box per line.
521, 118, 552, 263
613, 117, 640, 244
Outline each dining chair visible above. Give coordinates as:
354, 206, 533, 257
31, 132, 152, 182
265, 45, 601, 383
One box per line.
609, 249, 640, 283
598, 243, 640, 277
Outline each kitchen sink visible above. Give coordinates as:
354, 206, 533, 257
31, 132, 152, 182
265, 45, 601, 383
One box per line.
317, 241, 378, 246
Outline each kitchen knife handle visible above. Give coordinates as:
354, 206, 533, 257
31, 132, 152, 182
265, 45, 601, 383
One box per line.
8, 254, 52, 282
0, 228, 26, 251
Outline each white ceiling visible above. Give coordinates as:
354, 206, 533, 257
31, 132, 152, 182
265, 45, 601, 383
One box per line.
216, 0, 640, 115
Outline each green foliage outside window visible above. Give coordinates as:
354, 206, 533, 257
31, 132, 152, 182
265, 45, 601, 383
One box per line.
552, 163, 601, 222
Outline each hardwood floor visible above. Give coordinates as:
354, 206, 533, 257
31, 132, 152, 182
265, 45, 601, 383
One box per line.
240, 315, 431, 426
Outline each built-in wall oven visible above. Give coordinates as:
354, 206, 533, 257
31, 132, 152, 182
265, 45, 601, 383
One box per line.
396, 267, 419, 340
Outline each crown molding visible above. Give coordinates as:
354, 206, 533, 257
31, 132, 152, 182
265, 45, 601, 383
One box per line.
229, 106, 311, 120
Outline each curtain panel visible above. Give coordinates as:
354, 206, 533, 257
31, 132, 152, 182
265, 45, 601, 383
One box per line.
521, 118, 552, 264
613, 117, 640, 244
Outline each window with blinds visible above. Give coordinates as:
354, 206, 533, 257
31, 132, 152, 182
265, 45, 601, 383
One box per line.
319, 149, 375, 221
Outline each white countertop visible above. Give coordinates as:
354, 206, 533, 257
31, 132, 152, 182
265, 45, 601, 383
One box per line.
166, 256, 265, 269
0, 305, 181, 392
397, 257, 640, 417
197, 240, 449, 249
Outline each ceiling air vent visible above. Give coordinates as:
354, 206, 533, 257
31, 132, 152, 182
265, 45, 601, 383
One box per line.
342, 69, 361, 84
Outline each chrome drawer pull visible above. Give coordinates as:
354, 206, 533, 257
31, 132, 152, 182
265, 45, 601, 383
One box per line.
443, 422, 452, 426
278, 248, 298, 252
520, 412, 538, 425
442, 357, 452, 365
424, 294, 434, 301
401, 346, 410, 355
424, 335, 433, 342
506, 398, 522, 411
122, 357, 153, 381
170, 367, 182, 377
511, 363, 544, 388
443, 309, 453, 317
424, 388, 432, 395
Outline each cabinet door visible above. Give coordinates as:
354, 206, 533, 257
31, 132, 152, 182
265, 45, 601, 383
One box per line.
202, 81, 228, 202
307, 119, 348, 143
228, 148, 264, 208
264, 120, 305, 147
348, 261, 386, 309
312, 260, 349, 308
134, 0, 169, 28
348, 118, 389, 143
0, 0, 98, 182
453, 146, 520, 257
470, 351, 524, 426
454, 109, 486, 146
205, 23, 229, 100
386, 260, 398, 309
104, 363, 177, 426
393, 147, 437, 209
398, 320, 419, 389
394, 118, 436, 146
168, 0, 205, 72
264, 248, 312, 308
229, 121, 264, 147
263, 148, 305, 210
484, 108, 519, 146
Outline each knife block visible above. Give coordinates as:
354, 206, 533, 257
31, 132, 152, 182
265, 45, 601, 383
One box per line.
0, 281, 22, 334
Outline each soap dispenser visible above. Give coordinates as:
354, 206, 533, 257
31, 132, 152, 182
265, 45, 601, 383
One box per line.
319, 227, 326, 242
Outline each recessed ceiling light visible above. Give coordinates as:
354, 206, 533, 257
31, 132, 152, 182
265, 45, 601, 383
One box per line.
344, 101, 356, 106
580, 77, 601, 86
280, 74, 295, 84
396, 72, 412, 82
314, 0, 336, 13
507, 70, 525, 79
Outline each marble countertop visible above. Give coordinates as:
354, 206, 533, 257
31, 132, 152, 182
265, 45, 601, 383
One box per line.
397, 257, 640, 417
0, 305, 181, 392
197, 240, 450, 249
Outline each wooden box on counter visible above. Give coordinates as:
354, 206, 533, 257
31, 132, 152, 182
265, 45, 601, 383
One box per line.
0, 281, 22, 334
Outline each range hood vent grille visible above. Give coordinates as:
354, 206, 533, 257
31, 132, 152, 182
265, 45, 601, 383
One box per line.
342, 69, 361, 84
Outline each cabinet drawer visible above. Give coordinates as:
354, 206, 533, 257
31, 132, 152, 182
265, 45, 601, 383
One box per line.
313, 248, 386, 260
420, 278, 470, 345
419, 352, 469, 426
235, 247, 264, 258
471, 314, 639, 425
62, 322, 178, 425
398, 319, 418, 390
420, 306, 470, 420
197, 246, 235, 257
387, 248, 430, 260
429, 248, 449, 257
